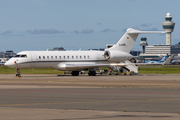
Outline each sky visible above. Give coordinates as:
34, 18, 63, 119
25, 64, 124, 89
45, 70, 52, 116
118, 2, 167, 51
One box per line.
0, 0, 180, 53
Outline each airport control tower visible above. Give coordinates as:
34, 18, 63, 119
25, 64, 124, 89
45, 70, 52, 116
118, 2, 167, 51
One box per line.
162, 13, 175, 45
139, 37, 148, 54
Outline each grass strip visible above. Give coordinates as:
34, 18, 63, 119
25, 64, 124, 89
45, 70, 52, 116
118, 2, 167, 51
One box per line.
0, 65, 180, 74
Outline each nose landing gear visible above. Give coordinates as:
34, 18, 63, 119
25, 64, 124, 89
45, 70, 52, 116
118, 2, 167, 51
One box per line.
16, 68, 21, 78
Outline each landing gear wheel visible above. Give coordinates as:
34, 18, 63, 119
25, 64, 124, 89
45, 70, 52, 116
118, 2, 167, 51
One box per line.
129, 72, 134, 76
109, 72, 113, 75
71, 71, 79, 76
16, 74, 21, 78
88, 71, 96, 76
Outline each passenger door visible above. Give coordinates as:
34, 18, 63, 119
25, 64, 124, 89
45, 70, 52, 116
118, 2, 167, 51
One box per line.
30, 52, 37, 67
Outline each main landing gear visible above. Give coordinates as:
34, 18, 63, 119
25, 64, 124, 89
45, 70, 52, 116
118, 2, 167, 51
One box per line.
71, 71, 79, 76
71, 70, 96, 76
16, 68, 21, 78
88, 71, 96, 76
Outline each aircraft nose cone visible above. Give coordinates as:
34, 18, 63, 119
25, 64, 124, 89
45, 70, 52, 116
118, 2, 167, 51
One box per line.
4, 61, 16, 68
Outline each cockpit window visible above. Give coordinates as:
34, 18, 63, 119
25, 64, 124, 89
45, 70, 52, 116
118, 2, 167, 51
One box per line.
14, 54, 27, 58
21, 55, 27, 57
15, 55, 20, 57
20, 55, 27, 57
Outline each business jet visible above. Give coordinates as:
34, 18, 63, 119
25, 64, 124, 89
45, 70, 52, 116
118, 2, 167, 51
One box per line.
4, 28, 164, 77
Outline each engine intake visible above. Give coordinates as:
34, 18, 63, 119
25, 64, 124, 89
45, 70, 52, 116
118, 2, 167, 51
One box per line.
104, 50, 133, 62
104, 50, 110, 60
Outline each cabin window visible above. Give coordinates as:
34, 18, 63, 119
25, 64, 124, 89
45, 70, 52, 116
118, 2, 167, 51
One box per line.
76, 56, 78, 59
47, 56, 49, 59
72, 56, 74, 59
55, 56, 57, 59
51, 56, 53, 59
43, 56, 45, 59
80, 56, 82, 59
88, 55, 90, 59
64, 56, 65, 59
59, 56, 61, 59
84, 56, 86, 59
39, 56, 41, 59
67, 56, 69, 59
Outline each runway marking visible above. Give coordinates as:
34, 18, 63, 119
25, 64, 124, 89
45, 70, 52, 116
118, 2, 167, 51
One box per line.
1, 89, 180, 95
1, 98, 180, 107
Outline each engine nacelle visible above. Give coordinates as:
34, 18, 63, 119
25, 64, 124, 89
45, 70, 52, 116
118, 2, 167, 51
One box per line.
104, 50, 133, 62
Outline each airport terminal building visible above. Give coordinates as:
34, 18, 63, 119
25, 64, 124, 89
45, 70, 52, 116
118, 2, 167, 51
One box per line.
139, 43, 180, 60
0, 50, 16, 63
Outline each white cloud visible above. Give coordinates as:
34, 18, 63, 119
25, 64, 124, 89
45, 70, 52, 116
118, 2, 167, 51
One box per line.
100, 29, 118, 32
81, 29, 94, 34
72, 30, 80, 34
140, 23, 149, 27
141, 27, 159, 31
28, 29, 65, 34
1, 30, 12, 35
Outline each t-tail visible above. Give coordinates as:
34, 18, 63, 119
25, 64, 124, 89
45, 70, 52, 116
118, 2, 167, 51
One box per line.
160, 56, 166, 62
108, 28, 165, 53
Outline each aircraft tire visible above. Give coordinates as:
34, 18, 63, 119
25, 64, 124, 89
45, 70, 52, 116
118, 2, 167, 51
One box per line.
16, 74, 21, 78
129, 71, 134, 75
71, 71, 79, 76
92, 71, 96, 76
88, 71, 96, 76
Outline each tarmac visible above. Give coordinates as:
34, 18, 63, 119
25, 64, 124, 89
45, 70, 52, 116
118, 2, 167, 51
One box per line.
0, 74, 180, 120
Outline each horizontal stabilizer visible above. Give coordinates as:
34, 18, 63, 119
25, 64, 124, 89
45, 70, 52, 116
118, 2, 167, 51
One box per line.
127, 28, 165, 34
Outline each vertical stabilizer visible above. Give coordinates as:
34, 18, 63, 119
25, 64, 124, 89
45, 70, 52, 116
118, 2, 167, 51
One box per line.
160, 56, 166, 62
163, 54, 174, 65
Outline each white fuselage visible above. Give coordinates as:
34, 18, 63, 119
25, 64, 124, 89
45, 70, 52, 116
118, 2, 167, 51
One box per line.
5, 50, 132, 71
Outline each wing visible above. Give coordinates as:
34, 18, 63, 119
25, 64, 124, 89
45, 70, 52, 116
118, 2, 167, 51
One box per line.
65, 63, 128, 70
63, 61, 164, 70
